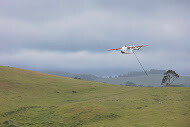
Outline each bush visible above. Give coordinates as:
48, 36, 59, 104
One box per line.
125, 81, 136, 86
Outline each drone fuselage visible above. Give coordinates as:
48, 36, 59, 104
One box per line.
121, 46, 133, 54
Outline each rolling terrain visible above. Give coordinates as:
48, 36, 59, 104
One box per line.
0, 66, 189, 127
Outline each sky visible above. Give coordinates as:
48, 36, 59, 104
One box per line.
0, 0, 190, 76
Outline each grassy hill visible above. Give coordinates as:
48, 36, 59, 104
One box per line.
0, 66, 189, 127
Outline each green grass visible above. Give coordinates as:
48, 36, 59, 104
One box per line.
0, 66, 189, 127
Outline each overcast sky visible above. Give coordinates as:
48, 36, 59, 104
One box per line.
0, 0, 190, 76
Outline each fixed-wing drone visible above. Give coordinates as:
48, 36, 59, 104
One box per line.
107, 44, 148, 76
107, 45, 148, 54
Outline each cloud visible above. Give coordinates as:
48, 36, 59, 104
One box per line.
1, 9, 189, 52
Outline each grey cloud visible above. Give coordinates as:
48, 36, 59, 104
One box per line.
0, 0, 88, 22
1, 12, 189, 53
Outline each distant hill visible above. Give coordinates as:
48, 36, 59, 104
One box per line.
96, 69, 190, 87
39, 69, 166, 81
0, 66, 189, 127
39, 70, 102, 81
39, 69, 190, 87
96, 74, 190, 87
118, 69, 166, 77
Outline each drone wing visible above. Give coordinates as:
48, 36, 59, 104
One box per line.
128, 45, 148, 49
137, 45, 148, 47
107, 48, 121, 51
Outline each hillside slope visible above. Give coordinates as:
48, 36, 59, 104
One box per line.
0, 66, 189, 127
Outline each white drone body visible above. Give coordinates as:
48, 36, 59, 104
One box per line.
108, 44, 148, 54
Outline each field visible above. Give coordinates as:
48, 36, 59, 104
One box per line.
0, 66, 189, 127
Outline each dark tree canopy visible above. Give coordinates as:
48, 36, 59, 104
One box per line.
161, 70, 179, 86
125, 81, 136, 86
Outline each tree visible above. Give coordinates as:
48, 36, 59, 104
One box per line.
74, 77, 81, 80
161, 70, 179, 86
125, 81, 136, 86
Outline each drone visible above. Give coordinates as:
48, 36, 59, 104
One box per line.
107, 44, 149, 76
107, 44, 148, 54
